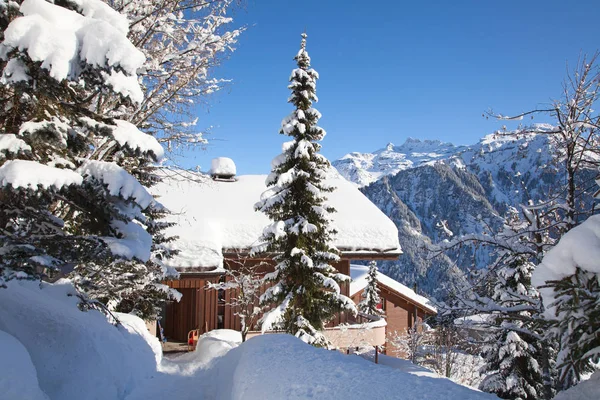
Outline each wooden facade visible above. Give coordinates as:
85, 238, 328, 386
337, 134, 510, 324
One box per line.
351, 281, 436, 357
163, 258, 352, 342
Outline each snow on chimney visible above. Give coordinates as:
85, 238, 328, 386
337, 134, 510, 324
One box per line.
209, 157, 237, 181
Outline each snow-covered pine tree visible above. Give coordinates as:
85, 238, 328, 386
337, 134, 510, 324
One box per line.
358, 261, 383, 316
532, 183, 600, 390
538, 264, 599, 391
0, 0, 176, 318
439, 205, 558, 399
252, 33, 356, 347
479, 257, 547, 400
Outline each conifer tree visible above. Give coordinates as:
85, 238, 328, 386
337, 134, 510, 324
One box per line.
533, 188, 600, 390
252, 33, 356, 347
540, 266, 599, 390
358, 261, 383, 316
441, 206, 558, 399
0, 0, 177, 318
479, 257, 547, 400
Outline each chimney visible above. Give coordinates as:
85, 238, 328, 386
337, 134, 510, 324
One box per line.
209, 157, 237, 181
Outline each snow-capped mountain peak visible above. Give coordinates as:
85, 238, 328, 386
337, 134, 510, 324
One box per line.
333, 138, 463, 187
333, 129, 596, 300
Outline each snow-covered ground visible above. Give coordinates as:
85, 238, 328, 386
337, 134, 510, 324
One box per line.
134, 334, 496, 400
357, 348, 485, 389
0, 280, 498, 400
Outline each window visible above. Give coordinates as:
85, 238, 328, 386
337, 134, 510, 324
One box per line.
217, 275, 226, 304
377, 297, 386, 312
217, 276, 226, 329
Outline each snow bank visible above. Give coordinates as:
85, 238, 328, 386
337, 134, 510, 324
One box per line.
211, 334, 494, 400
115, 312, 163, 364
357, 349, 440, 378
532, 214, 600, 316
158, 329, 242, 377
0, 280, 160, 400
201, 328, 243, 343
350, 264, 437, 313
126, 333, 492, 400
172, 329, 241, 367
359, 348, 485, 389
151, 169, 401, 269
553, 371, 600, 400
210, 157, 237, 176
190, 330, 242, 365
0, 330, 49, 400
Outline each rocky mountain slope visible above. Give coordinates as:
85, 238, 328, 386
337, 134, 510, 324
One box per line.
333, 126, 594, 300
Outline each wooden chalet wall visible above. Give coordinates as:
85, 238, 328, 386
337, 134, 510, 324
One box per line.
163, 259, 351, 342
163, 276, 220, 342
351, 282, 435, 357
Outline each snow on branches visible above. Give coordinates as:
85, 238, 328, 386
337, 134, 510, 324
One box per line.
2, 0, 145, 101
109, 0, 244, 154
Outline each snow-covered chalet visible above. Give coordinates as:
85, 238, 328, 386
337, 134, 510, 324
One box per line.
152, 158, 435, 354
350, 264, 436, 356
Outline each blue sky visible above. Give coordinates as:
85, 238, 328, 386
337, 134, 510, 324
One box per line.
179, 0, 600, 174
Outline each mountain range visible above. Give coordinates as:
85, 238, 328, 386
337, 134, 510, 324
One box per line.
332, 125, 592, 300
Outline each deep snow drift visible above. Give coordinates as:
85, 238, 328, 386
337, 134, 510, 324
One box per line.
131, 334, 496, 400
0, 280, 160, 400
553, 371, 600, 400
0, 330, 49, 400
0, 280, 496, 400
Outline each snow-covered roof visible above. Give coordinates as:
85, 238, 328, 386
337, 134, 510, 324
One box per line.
152, 169, 401, 272
350, 264, 436, 313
